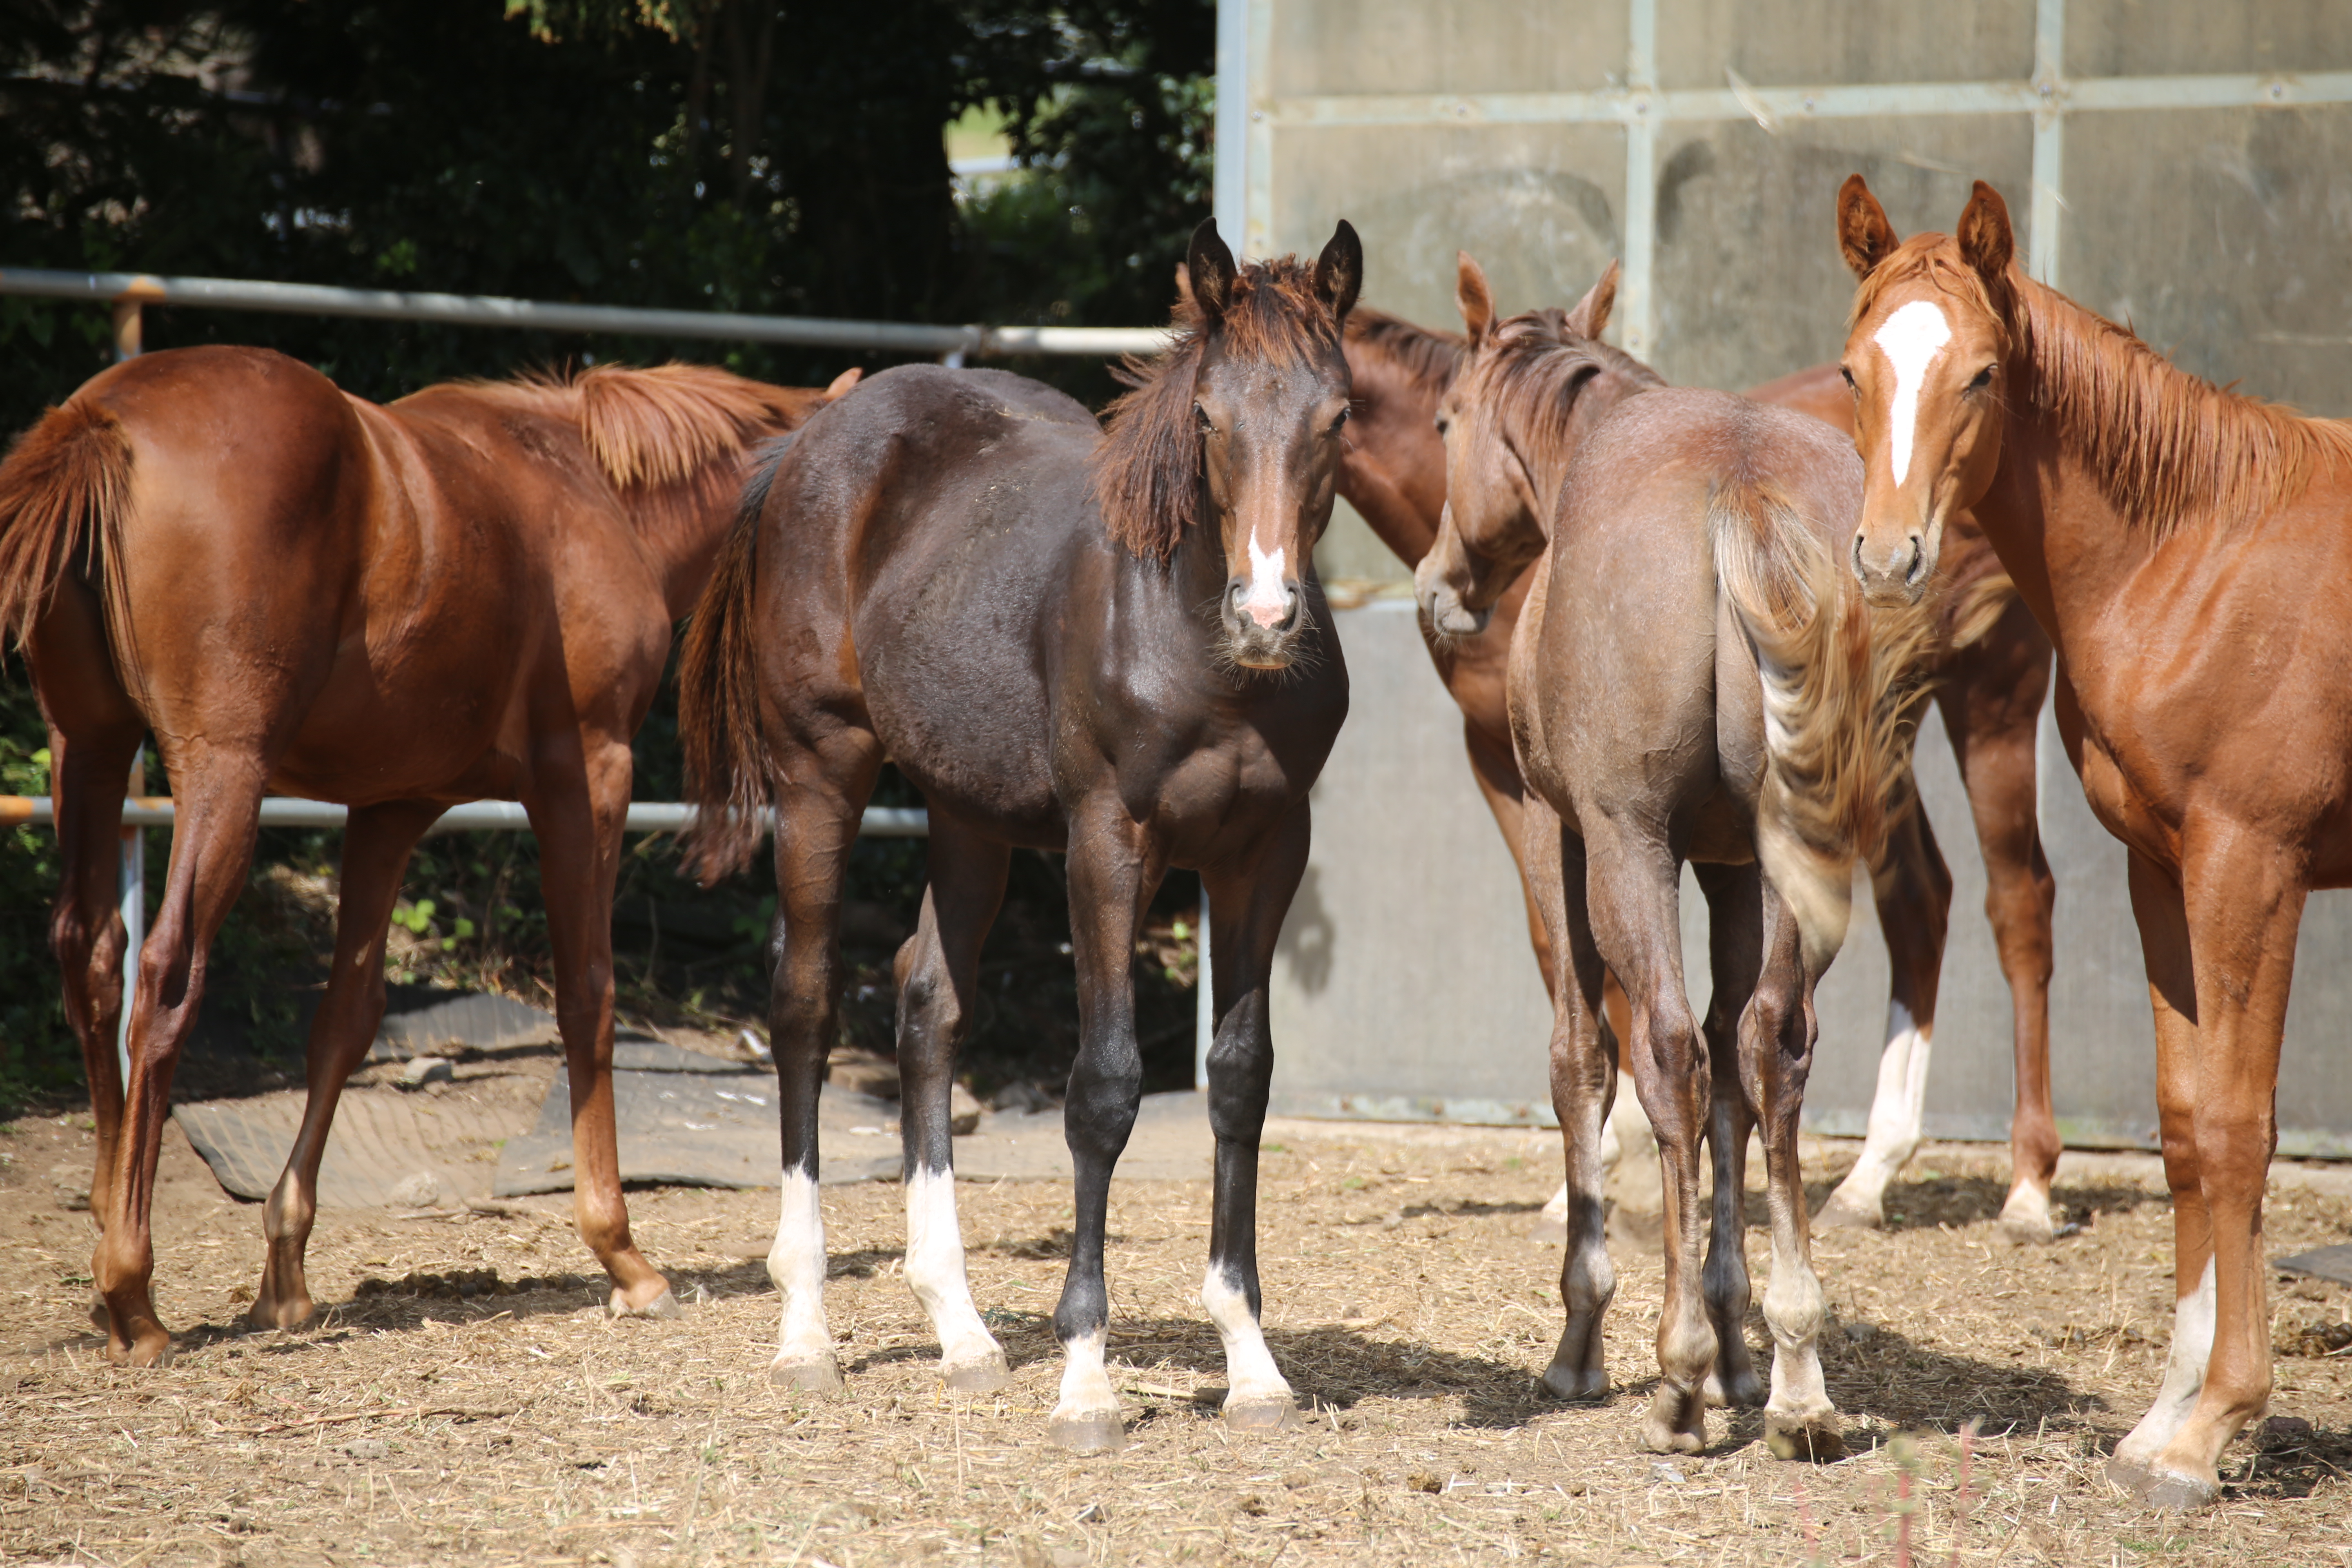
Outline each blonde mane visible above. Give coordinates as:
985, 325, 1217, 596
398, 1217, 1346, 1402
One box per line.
463, 362, 821, 492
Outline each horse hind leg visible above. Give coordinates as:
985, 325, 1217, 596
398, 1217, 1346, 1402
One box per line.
1744, 873, 1845, 1462
759, 731, 882, 1392
893, 820, 1013, 1393
1693, 862, 1766, 1412
1815, 800, 1947, 1232
253, 800, 442, 1329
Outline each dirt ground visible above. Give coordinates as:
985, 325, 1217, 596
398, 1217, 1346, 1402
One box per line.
8, 1091, 2352, 1566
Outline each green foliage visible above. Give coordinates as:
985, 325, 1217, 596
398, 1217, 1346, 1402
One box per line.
0, 0, 1214, 1105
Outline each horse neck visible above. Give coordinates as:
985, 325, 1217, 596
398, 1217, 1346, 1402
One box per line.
1338, 354, 1448, 566
1503, 365, 1653, 543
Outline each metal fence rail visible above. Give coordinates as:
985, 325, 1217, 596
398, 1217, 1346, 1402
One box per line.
0, 795, 930, 836
0, 265, 1170, 359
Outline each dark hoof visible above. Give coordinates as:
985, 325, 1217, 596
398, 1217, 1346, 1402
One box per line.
1223, 1396, 1298, 1433
769, 1356, 845, 1394
2137, 1467, 2220, 1512
1046, 1411, 1126, 1454
943, 1354, 1012, 1394
1539, 1364, 1609, 1402
1764, 1415, 1846, 1463
1705, 1370, 1766, 1410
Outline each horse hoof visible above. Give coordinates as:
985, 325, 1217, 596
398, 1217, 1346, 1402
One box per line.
1223, 1395, 1298, 1433
942, 1354, 1012, 1394
107, 1333, 174, 1369
1704, 1370, 1765, 1410
1812, 1192, 1883, 1232
1764, 1414, 1846, 1463
769, 1356, 846, 1394
1539, 1364, 1609, 1402
2136, 1466, 2220, 1512
608, 1285, 683, 1321
1046, 1410, 1126, 1454
1640, 1422, 1705, 1456
2103, 1455, 2152, 1494
246, 1297, 316, 1332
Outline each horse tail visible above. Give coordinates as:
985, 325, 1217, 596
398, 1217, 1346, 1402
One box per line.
1709, 477, 1936, 970
677, 437, 792, 884
0, 397, 135, 657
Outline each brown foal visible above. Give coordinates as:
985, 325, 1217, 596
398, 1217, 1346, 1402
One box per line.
1418, 256, 1938, 1458
0, 347, 852, 1363
1836, 174, 2352, 1508
1343, 303, 2060, 1238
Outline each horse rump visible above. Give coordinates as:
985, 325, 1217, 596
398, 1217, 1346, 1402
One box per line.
1708, 478, 1935, 968
677, 436, 801, 884
0, 398, 135, 655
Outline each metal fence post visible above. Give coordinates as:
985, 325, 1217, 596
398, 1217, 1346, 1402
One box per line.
1193, 884, 1212, 1092
111, 295, 142, 1086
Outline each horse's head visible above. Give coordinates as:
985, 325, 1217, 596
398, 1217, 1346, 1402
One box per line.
1837, 175, 2016, 607
1185, 218, 1361, 671
1414, 253, 1618, 638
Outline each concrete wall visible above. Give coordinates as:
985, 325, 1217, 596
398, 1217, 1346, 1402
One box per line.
1247, 0, 2352, 1144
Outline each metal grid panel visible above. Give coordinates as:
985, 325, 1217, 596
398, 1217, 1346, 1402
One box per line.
1234, 0, 2352, 1141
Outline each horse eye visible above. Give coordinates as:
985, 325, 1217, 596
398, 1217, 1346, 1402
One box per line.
1433, 415, 1450, 437
1330, 408, 1350, 433
1838, 365, 1855, 390
1968, 365, 1995, 391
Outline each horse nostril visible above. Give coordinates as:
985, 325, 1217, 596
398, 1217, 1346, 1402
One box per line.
1851, 533, 1868, 577
1905, 535, 1925, 582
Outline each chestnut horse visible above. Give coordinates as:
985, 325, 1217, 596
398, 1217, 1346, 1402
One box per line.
1837, 176, 2352, 1509
1343, 299, 2060, 1239
679, 220, 1359, 1452
1418, 255, 1937, 1457
0, 347, 853, 1363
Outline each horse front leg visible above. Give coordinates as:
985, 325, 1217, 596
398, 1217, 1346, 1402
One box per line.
254, 800, 443, 1328
2131, 840, 2301, 1511
1198, 804, 1316, 1432
1046, 806, 1161, 1453
1938, 614, 2060, 1240
1815, 795, 1949, 1231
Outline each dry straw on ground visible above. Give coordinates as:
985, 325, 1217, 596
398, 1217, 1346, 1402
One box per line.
6, 1103, 2352, 1565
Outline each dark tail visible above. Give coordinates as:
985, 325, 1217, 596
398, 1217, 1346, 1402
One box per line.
0, 399, 135, 655
677, 444, 788, 884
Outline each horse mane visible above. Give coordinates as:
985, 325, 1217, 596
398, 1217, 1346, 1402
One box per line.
1091, 256, 1345, 559
1470, 308, 1664, 479
470, 362, 817, 492
1345, 307, 1465, 398
1856, 236, 2352, 535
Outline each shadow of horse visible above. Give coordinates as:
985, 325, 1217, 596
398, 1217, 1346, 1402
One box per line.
1799, 1170, 2164, 1232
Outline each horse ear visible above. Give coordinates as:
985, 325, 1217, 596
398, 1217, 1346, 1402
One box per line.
1957, 179, 2015, 283
1456, 252, 1497, 343
1312, 218, 1363, 321
1187, 220, 1239, 326
1564, 259, 1619, 340
821, 367, 862, 400
1837, 174, 1900, 278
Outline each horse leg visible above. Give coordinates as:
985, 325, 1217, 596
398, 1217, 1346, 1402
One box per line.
1938, 622, 2060, 1240
45, 725, 139, 1239
1693, 863, 1766, 1411
253, 800, 442, 1328
1196, 802, 1315, 1433
1744, 869, 1845, 1461
1815, 798, 1949, 1230
2132, 840, 2301, 1510
1584, 821, 1713, 1454
1527, 801, 1617, 1400
1046, 804, 1163, 1453
95, 762, 268, 1365
525, 738, 670, 1319
759, 731, 881, 1392
893, 819, 1012, 1392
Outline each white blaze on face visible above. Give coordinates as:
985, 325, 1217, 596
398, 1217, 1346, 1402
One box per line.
1242, 532, 1291, 628
1872, 299, 1953, 487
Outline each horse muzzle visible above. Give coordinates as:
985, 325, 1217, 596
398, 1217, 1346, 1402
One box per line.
1850, 523, 1932, 608
1411, 559, 1491, 639
1222, 577, 1308, 669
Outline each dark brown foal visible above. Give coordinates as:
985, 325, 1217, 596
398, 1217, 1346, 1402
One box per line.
0, 349, 852, 1363
682, 221, 1360, 1452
